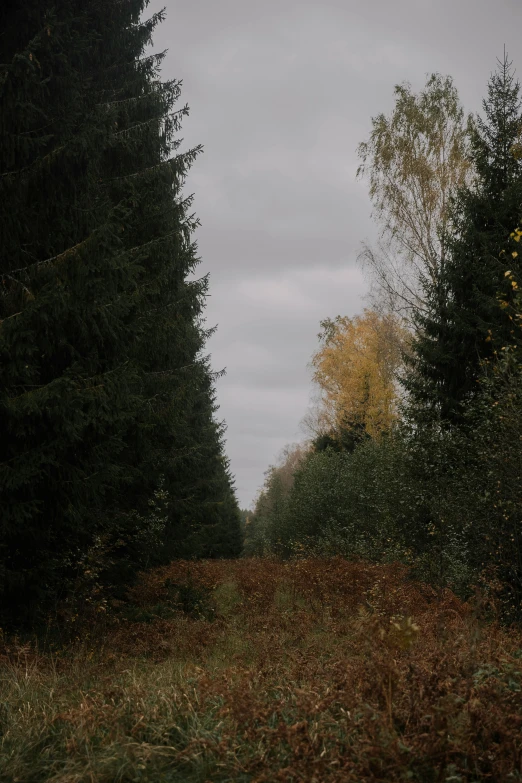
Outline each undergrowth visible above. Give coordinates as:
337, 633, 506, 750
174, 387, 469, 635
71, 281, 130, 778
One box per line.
1, 558, 522, 782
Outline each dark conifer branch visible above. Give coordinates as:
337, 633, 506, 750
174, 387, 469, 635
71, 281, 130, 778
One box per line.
0, 0, 242, 627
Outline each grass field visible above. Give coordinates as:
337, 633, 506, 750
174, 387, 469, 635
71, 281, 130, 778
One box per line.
1, 558, 522, 782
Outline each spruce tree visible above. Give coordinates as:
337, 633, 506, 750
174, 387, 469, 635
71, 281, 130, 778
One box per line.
406, 54, 522, 424
0, 0, 240, 626
158, 359, 243, 561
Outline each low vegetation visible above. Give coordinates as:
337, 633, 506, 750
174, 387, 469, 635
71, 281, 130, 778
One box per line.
2, 558, 522, 782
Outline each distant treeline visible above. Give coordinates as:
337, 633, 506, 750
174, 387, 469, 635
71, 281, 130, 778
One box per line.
0, 0, 242, 628
247, 60, 522, 621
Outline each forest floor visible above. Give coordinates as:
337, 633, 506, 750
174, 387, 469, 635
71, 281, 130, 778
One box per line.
1, 558, 522, 782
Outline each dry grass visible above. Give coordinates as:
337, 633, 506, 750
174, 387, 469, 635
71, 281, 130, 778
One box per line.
1, 558, 522, 782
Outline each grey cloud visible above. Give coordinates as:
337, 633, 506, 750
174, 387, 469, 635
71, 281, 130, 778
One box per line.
202, 265, 367, 501
146, 0, 522, 507
193, 229, 365, 273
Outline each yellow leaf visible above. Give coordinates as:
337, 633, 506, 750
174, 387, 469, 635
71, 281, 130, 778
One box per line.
311, 310, 408, 438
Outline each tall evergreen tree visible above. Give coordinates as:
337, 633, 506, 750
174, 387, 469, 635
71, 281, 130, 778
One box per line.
406, 54, 522, 423
159, 359, 243, 561
0, 0, 240, 626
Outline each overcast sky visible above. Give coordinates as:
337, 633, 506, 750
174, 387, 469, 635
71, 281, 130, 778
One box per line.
146, 0, 522, 509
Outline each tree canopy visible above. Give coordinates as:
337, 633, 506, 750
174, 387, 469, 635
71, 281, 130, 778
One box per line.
0, 0, 241, 627
358, 74, 471, 326
311, 310, 407, 440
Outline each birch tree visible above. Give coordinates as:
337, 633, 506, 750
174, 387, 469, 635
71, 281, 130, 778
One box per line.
357, 74, 472, 327
311, 310, 408, 439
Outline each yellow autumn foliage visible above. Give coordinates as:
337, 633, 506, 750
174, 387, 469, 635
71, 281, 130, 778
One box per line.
312, 310, 408, 439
